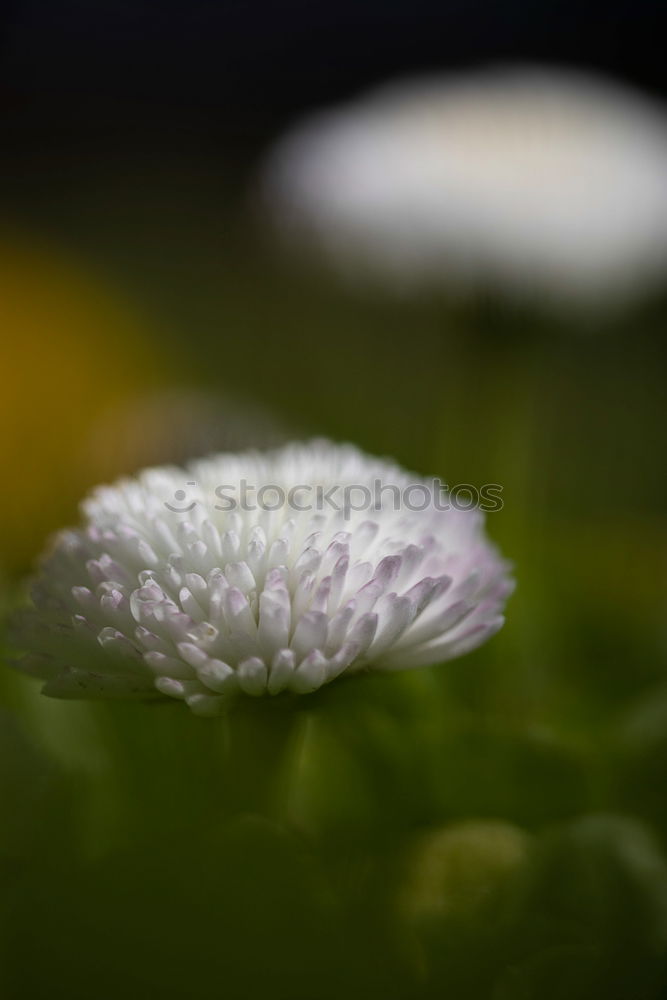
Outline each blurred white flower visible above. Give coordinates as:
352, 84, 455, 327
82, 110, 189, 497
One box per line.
263, 66, 667, 305
13, 441, 511, 715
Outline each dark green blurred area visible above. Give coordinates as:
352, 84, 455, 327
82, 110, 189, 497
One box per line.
1, 154, 667, 1000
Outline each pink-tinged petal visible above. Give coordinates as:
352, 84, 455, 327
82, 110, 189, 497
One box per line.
291, 611, 329, 660
268, 649, 296, 694
197, 659, 236, 694
292, 650, 328, 693
237, 657, 269, 696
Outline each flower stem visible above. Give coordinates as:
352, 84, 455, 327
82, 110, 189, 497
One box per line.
221, 695, 303, 822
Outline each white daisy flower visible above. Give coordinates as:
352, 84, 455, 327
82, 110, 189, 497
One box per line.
263, 66, 667, 305
12, 441, 512, 716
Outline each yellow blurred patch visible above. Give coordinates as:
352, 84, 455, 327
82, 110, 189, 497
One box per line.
0, 234, 165, 574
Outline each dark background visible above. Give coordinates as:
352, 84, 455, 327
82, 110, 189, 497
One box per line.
1, 0, 666, 170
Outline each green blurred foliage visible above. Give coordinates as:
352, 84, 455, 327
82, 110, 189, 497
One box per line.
1, 165, 667, 998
